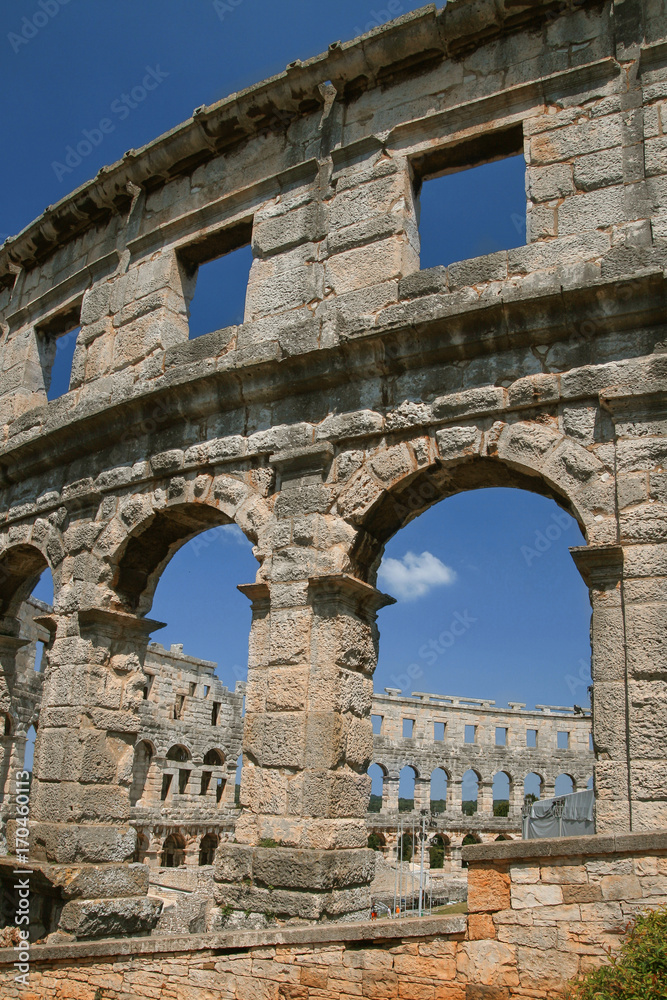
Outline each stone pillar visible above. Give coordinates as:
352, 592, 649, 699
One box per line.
478, 780, 494, 816
20, 607, 165, 939
449, 777, 462, 814
510, 780, 525, 819
215, 572, 393, 923
571, 544, 631, 832
414, 776, 430, 813
0, 629, 29, 803
384, 775, 399, 813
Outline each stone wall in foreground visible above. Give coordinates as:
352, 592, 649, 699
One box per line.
1, 831, 666, 999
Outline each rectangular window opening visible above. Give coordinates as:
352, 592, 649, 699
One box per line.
36, 303, 82, 402
527, 729, 538, 748
33, 640, 45, 673
200, 771, 212, 796
402, 718, 414, 739
495, 727, 508, 747
189, 682, 196, 697
211, 702, 221, 726
589, 733, 594, 751
434, 721, 445, 742
464, 725, 477, 744
216, 778, 226, 804
143, 674, 155, 701
179, 220, 253, 340
160, 774, 172, 801
203, 685, 210, 698
557, 731, 570, 750
173, 695, 185, 720
178, 769, 189, 794
412, 125, 526, 272
371, 714, 383, 735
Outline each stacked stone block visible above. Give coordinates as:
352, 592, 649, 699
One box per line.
0, 0, 663, 936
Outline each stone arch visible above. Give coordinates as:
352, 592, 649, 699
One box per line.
203, 748, 225, 766
96, 476, 268, 615
430, 766, 448, 815
160, 832, 186, 868
199, 832, 219, 866
429, 833, 450, 869
342, 430, 604, 582
166, 744, 191, 763
524, 771, 544, 801
367, 762, 387, 812
134, 832, 150, 864
555, 772, 576, 796
0, 542, 49, 621
492, 770, 512, 816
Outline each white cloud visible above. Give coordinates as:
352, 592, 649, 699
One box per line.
217, 524, 249, 546
378, 550, 456, 601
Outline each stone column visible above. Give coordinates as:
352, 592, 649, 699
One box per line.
448, 777, 462, 814
414, 776, 430, 814
478, 780, 494, 816
20, 607, 165, 939
0, 629, 29, 805
570, 544, 630, 832
215, 572, 394, 923
510, 780, 525, 819
384, 775, 399, 813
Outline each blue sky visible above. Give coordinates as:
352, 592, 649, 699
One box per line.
13, 2, 592, 770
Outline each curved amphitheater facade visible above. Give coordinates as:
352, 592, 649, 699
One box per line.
0, 0, 665, 991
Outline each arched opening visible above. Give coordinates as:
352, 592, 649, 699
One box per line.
493, 771, 511, 817
399, 831, 416, 863
166, 745, 190, 763
130, 741, 154, 806
367, 763, 385, 813
0, 545, 48, 619
524, 772, 544, 804
199, 833, 219, 866
367, 831, 386, 852
462, 770, 479, 815
398, 765, 416, 812
160, 833, 186, 868
429, 834, 450, 869
134, 833, 150, 864
430, 768, 448, 815
555, 773, 575, 797
203, 749, 224, 766
495, 834, 513, 842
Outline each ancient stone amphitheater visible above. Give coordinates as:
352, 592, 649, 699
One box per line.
0, 0, 665, 995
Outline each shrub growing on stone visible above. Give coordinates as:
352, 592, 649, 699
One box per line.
568, 907, 667, 999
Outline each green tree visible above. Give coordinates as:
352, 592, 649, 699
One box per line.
368, 793, 382, 813
493, 800, 509, 817
568, 907, 667, 999
367, 832, 384, 852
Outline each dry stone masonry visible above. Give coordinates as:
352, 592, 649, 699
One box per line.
368, 689, 594, 863
0, 0, 664, 991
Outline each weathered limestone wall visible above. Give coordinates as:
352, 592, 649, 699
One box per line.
132, 641, 244, 869
370, 689, 594, 812
0, 0, 665, 931
1, 832, 665, 999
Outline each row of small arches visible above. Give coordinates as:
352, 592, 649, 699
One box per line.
368, 763, 593, 811
135, 831, 219, 867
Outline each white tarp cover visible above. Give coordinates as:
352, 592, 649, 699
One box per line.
522, 788, 595, 839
